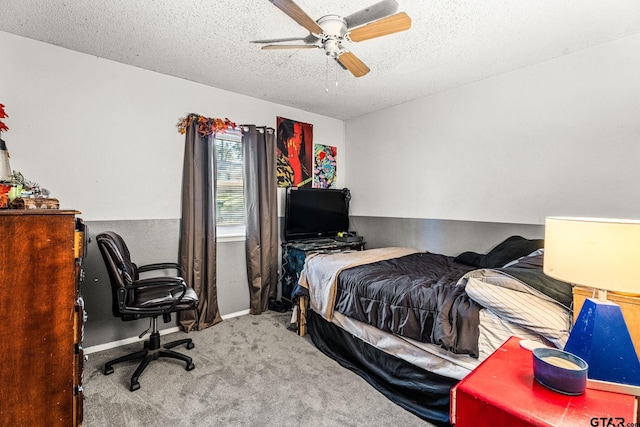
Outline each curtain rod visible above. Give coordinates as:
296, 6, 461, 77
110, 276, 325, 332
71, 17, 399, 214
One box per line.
241, 125, 274, 134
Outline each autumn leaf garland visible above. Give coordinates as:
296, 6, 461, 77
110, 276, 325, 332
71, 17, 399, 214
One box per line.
177, 114, 237, 137
0, 104, 9, 135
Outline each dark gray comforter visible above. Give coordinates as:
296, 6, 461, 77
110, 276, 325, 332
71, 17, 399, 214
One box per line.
334, 252, 482, 357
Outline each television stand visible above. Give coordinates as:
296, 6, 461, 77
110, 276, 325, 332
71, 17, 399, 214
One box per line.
279, 238, 365, 308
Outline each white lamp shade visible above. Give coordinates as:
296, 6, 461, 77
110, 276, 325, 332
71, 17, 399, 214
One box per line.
543, 217, 640, 294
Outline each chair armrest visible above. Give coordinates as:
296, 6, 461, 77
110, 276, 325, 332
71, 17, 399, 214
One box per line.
118, 277, 188, 314
137, 262, 183, 276
128, 276, 186, 289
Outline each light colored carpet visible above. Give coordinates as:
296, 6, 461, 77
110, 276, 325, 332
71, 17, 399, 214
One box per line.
83, 311, 433, 426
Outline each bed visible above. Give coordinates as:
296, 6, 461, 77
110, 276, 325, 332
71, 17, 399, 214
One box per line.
295, 236, 573, 426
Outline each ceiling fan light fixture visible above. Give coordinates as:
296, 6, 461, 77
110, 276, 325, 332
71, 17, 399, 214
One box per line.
317, 15, 348, 58
317, 15, 347, 39
323, 39, 342, 58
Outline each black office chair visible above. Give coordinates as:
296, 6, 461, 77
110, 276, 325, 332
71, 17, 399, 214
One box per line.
96, 231, 198, 391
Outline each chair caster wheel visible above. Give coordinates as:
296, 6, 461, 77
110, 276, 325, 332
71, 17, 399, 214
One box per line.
186, 362, 195, 371
186, 342, 195, 350
104, 366, 114, 375
130, 381, 140, 392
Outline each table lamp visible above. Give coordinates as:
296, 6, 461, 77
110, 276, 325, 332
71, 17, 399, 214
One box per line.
0, 138, 12, 181
543, 217, 640, 395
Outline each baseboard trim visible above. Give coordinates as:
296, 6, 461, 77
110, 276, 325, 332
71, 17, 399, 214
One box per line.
84, 309, 251, 355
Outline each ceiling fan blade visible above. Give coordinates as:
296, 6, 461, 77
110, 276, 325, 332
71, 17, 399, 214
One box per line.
344, 0, 398, 29
303, 34, 320, 44
251, 36, 309, 44
252, 33, 319, 45
262, 44, 320, 50
269, 0, 324, 35
347, 12, 412, 43
336, 51, 370, 78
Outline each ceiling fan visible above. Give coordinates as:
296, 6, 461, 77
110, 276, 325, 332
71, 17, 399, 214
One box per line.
253, 0, 412, 78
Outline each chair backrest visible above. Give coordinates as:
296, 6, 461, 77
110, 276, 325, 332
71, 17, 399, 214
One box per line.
96, 231, 138, 318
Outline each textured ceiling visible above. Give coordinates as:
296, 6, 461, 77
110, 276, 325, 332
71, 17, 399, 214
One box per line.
2, 0, 640, 120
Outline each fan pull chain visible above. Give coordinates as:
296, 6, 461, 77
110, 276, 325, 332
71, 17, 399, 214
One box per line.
325, 56, 341, 93
325, 56, 330, 93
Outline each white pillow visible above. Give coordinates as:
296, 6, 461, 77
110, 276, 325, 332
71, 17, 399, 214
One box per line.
463, 271, 570, 349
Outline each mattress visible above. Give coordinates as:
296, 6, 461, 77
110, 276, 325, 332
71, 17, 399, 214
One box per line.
330, 306, 563, 381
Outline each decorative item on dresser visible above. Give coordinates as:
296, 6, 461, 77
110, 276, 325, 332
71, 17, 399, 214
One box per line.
0, 210, 86, 426
0, 102, 11, 183
0, 103, 57, 209
10, 197, 60, 209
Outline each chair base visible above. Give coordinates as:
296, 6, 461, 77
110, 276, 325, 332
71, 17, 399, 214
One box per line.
104, 330, 195, 391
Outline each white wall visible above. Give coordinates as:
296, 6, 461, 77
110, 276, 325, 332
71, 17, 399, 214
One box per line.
345, 33, 640, 225
0, 31, 345, 221
1, 31, 346, 346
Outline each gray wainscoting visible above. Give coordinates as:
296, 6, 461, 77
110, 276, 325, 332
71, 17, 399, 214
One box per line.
82, 216, 543, 349
349, 216, 544, 256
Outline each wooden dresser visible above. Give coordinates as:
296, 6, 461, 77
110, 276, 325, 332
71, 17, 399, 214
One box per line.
0, 210, 85, 426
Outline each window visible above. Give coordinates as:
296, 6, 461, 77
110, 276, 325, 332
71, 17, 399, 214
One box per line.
215, 132, 244, 237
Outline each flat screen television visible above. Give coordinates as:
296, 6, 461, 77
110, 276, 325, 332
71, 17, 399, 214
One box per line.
284, 187, 350, 241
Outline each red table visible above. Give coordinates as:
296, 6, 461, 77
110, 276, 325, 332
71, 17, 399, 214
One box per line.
451, 336, 638, 426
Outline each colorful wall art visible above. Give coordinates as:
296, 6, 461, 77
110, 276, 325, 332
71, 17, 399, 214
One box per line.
313, 144, 337, 189
276, 117, 313, 188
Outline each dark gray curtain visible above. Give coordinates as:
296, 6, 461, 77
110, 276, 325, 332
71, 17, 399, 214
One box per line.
179, 118, 222, 331
243, 125, 278, 314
